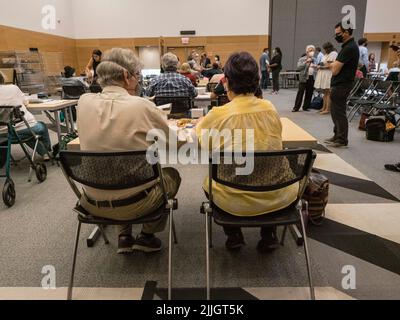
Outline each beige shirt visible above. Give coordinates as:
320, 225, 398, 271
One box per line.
77, 86, 171, 201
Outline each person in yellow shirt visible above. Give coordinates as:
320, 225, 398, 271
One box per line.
196, 52, 299, 253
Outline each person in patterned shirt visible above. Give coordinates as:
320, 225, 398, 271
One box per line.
146, 53, 198, 98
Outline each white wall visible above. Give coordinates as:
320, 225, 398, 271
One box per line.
365, 0, 400, 33
70, 0, 270, 39
0, 0, 74, 37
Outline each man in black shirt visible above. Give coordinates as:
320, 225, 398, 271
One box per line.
326, 22, 360, 148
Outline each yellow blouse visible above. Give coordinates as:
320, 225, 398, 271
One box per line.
196, 94, 299, 216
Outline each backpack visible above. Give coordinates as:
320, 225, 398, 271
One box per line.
310, 94, 323, 110
366, 116, 395, 142
52, 132, 79, 159
302, 169, 329, 226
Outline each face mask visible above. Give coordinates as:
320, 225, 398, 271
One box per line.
335, 34, 344, 43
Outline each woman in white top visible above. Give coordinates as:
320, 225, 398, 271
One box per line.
314, 42, 338, 115
0, 72, 51, 157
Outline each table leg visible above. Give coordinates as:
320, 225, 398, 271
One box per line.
54, 111, 62, 143
290, 225, 304, 246
64, 109, 70, 134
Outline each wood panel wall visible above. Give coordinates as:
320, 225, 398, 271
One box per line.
75, 35, 269, 73
0, 25, 78, 69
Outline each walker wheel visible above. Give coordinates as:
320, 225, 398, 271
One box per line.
2, 179, 16, 208
35, 164, 47, 183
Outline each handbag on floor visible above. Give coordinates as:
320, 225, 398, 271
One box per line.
359, 113, 370, 131
302, 169, 329, 226
366, 116, 395, 142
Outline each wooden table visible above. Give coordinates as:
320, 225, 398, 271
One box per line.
28, 100, 78, 143
67, 117, 318, 150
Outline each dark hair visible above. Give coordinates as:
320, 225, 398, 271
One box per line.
0, 72, 4, 85
215, 55, 220, 61
64, 66, 75, 78
263, 48, 269, 52
212, 62, 220, 69
224, 52, 260, 95
316, 47, 322, 52
368, 53, 375, 61
92, 49, 102, 56
275, 47, 282, 57
254, 86, 263, 99
322, 42, 335, 54
335, 21, 354, 36
358, 38, 368, 46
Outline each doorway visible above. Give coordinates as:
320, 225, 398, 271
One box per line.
166, 46, 205, 64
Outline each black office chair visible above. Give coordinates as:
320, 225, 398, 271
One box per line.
154, 96, 193, 119
89, 83, 103, 93
62, 85, 87, 100
59, 150, 179, 300
201, 149, 316, 300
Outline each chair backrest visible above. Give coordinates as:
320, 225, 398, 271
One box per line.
59, 150, 161, 191
209, 149, 315, 199
154, 96, 193, 118
89, 84, 103, 93
62, 85, 86, 99
207, 82, 219, 93
217, 95, 230, 107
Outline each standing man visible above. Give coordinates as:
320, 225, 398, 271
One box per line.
358, 38, 369, 77
326, 21, 359, 148
259, 48, 270, 90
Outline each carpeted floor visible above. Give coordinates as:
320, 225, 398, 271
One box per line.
1, 89, 400, 300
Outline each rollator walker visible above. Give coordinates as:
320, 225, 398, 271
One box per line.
0, 105, 48, 207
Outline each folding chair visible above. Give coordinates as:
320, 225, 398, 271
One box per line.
59, 150, 178, 300
201, 149, 316, 300
0, 106, 48, 206
347, 80, 392, 122
154, 96, 193, 119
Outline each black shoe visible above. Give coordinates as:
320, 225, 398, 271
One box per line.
117, 235, 135, 254
330, 141, 349, 148
303, 108, 310, 112
385, 163, 400, 172
324, 137, 336, 144
225, 232, 245, 251
292, 108, 300, 112
257, 234, 280, 254
132, 233, 162, 253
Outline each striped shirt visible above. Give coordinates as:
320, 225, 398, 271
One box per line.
146, 71, 198, 98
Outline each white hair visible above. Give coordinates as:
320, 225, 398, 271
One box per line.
97, 48, 142, 87
306, 45, 316, 52
162, 52, 179, 71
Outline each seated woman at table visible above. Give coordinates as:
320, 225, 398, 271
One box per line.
0, 72, 52, 160
196, 52, 299, 253
179, 63, 198, 87
77, 48, 181, 254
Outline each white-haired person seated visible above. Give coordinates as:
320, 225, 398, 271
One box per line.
146, 52, 198, 99
0, 72, 52, 160
77, 48, 182, 254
